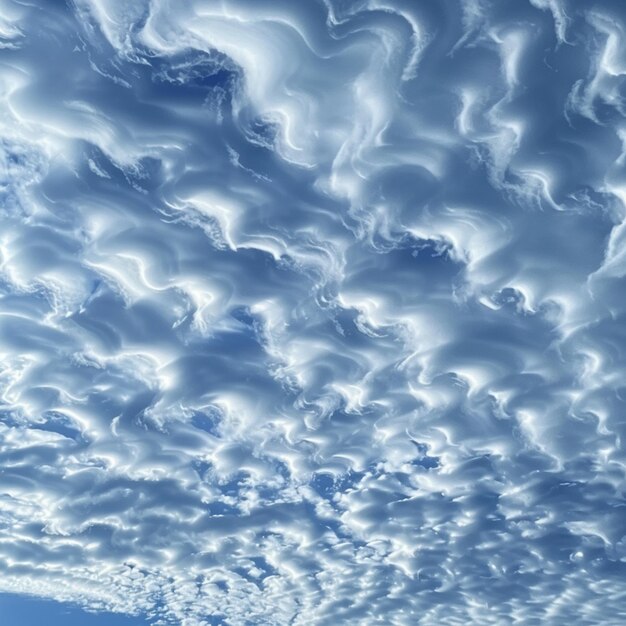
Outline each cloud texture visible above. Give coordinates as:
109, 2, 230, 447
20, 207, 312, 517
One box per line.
1, 0, 626, 624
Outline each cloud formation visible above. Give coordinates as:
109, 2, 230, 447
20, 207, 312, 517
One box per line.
1, 0, 626, 624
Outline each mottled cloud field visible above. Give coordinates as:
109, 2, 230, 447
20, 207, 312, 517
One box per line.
1, 0, 626, 624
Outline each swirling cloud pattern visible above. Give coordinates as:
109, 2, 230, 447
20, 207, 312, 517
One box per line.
1, 0, 626, 624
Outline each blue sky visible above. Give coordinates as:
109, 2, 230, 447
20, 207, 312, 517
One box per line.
0, 595, 148, 626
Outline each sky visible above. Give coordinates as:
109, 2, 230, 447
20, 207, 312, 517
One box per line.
0, 594, 149, 626
1, 0, 626, 624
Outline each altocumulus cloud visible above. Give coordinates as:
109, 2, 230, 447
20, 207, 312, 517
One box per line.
0, 0, 626, 624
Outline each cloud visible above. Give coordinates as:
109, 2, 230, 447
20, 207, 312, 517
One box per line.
0, 0, 625, 624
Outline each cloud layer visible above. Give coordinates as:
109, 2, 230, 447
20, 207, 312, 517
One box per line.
1, 0, 626, 624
